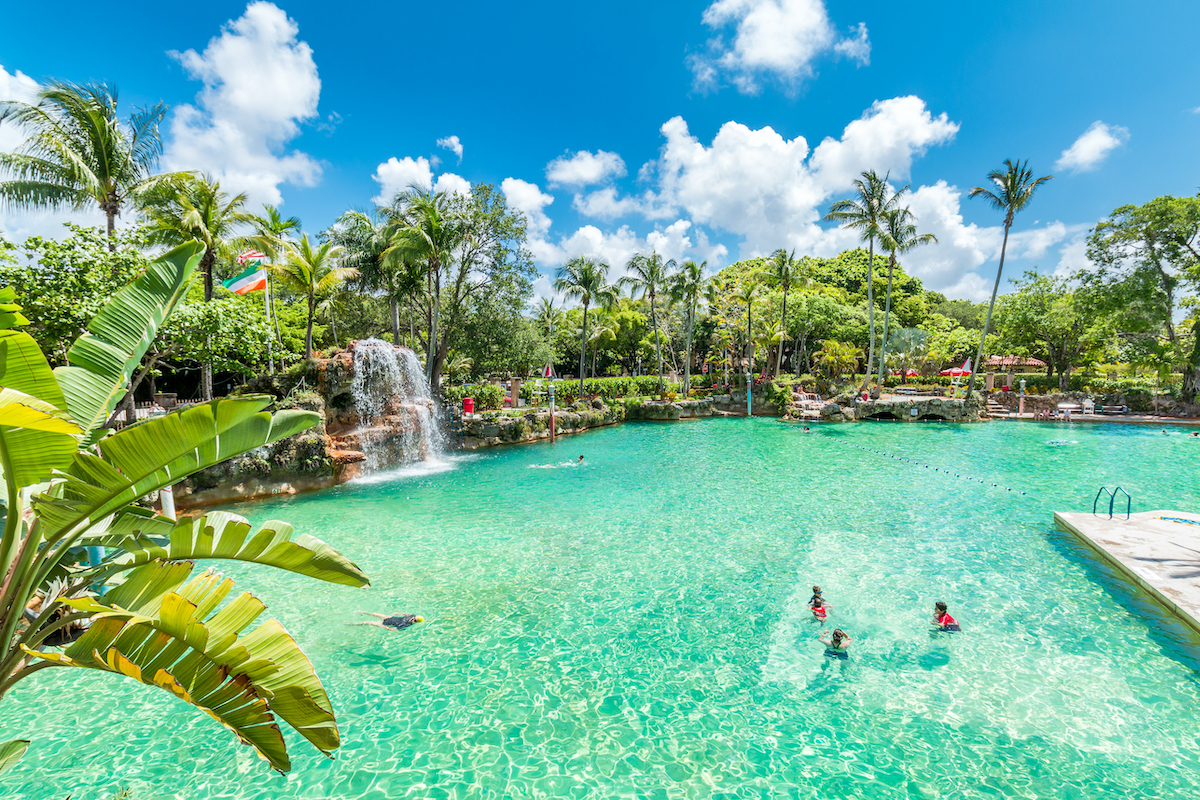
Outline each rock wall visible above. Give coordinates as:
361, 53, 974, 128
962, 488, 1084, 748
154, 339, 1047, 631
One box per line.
461, 401, 624, 448
817, 395, 984, 422
625, 398, 714, 420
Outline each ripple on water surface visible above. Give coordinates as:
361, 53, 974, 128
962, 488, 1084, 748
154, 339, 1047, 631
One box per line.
4, 418, 1200, 799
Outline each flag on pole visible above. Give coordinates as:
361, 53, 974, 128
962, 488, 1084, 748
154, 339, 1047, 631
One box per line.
542, 363, 554, 379
237, 249, 267, 266
223, 266, 268, 295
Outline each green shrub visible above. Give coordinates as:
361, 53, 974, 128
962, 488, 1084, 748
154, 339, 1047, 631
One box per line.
443, 382, 505, 410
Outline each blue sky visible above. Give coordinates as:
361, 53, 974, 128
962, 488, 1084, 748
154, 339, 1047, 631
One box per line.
3, 0, 1200, 301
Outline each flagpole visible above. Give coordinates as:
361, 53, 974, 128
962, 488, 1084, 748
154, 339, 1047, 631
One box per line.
265, 272, 275, 376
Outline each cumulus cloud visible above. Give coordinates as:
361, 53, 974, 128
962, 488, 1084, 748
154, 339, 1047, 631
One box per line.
1054, 121, 1129, 173
690, 0, 870, 93
371, 155, 469, 203
545, 150, 626, 187
164, 1, 322, 206
437, 135, 463, 163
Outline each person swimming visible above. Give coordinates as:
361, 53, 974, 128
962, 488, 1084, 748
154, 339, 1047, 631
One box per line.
578, 455, 585, 462
819, 628, 851, 659
351, 611, 424, 631
811, 597, 829, 621
932, 601, 960, 632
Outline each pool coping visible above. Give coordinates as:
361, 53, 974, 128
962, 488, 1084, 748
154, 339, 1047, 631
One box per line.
1054, 509, 1200, 636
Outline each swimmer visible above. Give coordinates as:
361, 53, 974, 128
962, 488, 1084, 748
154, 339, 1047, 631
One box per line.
578, 455, 585, 462
808, 585, 823, 606
802, 425, 811, 432
1190, 432, 1199, 438
931, 601, 960, 632
819, 628, 851, 659
351, 611, 424, 631
811, 596, 829, 621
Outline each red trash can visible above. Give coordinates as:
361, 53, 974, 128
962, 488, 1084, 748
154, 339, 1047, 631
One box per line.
463, 397, 475, 413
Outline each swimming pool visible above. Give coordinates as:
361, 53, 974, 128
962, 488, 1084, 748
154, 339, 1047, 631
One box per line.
4, 418, 1200, 798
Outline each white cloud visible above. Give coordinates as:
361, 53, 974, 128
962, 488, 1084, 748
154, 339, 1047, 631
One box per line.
545, 150, 626, 187
691, 0, 870, 93
372, 156, 433, 204
0, 65, 38, 153
437, 135, 463, 163
501, 178, 554, 238
1054, 121, 1129, 173
371, 155, 469, 203
1053, 229, 1094, 277
164, 1, 322, 206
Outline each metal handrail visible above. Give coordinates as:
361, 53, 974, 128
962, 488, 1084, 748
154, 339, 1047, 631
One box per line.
1092, 486, 1132, 520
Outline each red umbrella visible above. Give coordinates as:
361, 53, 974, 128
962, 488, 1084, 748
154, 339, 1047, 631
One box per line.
939, 358, 972, 377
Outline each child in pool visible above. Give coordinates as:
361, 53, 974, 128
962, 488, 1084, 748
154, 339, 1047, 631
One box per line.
819, 628, 851, 659
808, 585, 823, 606
811, 597, 829, 621
931, 601, 960, 631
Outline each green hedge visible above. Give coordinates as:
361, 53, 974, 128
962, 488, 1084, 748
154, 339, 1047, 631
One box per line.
442, 383, 505, 410
518, 376, 683, 403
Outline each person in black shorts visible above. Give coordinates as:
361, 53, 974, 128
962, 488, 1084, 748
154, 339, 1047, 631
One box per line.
931, 601, 960, 631
352, 611, 424, 630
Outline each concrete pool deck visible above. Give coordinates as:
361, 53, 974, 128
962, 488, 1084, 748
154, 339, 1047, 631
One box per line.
1055, 509, 1200, 634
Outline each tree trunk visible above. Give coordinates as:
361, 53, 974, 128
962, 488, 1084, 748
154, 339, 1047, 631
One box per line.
579, 302, 589, 398
651, 292, 663, 394
305, 296, 315, 357
863, 238, 875, 393
878, 253, 896, 390
106, 207, 117, 254
747, 305, 754, 375
391, 296, 401, 345
776, 287, 788, 377
966, 219, 1011, 399
684, 307, 694, 395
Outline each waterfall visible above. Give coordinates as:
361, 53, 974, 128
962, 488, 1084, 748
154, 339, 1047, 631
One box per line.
349, 338, 447, 472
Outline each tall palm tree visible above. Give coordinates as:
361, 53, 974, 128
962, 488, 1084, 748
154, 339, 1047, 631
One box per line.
825, 171, 901, 394
143, 174, 251, 399
382, 190, 458, 383
587, 310, 619, 377
246, 205, 302, 374
554, 256, 617, 397
272, 234, 355, 356
535, 296, 563, 339
0, 80, 188, 250
965, 159, 1053, 398
766, 248, 800, 376
669, 259, 707, 394
621, 250, 676, 394
877, 206, 937, 386
736, 279, 760, 376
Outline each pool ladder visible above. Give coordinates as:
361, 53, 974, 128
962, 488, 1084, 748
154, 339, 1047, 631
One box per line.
1092, 486, 1132, 520
446, 407, 464, 451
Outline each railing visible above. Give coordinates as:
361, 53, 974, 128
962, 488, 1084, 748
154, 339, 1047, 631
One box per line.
446, 407, 464, 451
1093, 486, 1132, 520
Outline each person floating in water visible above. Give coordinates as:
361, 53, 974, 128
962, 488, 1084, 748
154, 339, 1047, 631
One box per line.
808, 585, 823, 606
352, 611, 424, 630
819, 628, 851, 659
811, 597, 829, 621
578, 455, 585, 462
931, 601, 960, 631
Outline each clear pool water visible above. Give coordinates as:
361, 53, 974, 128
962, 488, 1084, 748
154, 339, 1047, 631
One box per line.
5, 418, 1200, 799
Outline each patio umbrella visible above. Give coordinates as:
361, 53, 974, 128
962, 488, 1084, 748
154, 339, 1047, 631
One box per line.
939, 358, 972, 377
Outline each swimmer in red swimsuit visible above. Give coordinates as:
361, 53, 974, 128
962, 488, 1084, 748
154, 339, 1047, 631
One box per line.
811, 597, 829, 621
932, 601, 960, 631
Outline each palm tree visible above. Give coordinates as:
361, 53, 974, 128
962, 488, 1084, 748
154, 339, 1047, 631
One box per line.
0, 80, 187, 250
535, 296, 563, 339
965, 159, 1053, 398
736, 279, 760, 376
554, 256, 617, 397
669, 259, 707, 394
587, 310, 618, 377
877, 206, 937, 386
825, 171, 901, 394
788, 257, 816, 373
143, 174, 251, 399
621, 250, 676, 394
445, 351, 473, 385
766, 248, 800, 376
381, 190, 458, 383
245, 205, 301, 374
272, 234, 355, 356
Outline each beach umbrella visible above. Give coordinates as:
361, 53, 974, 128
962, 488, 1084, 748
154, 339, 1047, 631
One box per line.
939, 358, 972, 377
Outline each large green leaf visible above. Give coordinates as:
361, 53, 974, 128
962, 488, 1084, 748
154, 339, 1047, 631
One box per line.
53, 240, 204, 444
30, 396, 318, 584
97, 509, 368, 587
0, 287, 30, 330
0, 739, 29, 776
27, 563, 339, 773
0, 331, 79, 488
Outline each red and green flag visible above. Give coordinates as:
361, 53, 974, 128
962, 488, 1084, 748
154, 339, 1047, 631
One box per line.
223, 265, 268, 294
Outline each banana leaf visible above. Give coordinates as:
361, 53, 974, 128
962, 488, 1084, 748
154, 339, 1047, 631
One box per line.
0, 287, 30, 330
0, 739, 28, 775
25, 564, 339, 773
53, 241, 204, 445
0, 331, 81, 488
95, 509, 368, 587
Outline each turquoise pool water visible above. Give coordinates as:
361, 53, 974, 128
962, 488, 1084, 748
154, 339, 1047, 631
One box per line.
5, 418, 1200, 799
